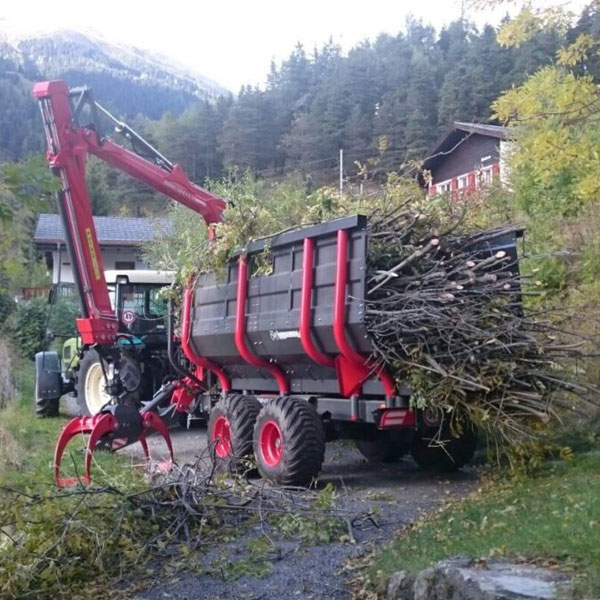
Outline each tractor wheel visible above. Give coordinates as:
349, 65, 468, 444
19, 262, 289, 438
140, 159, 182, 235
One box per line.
207, 394, 262, 471
410, 418, 477, 472
73, 349, 140, 416
253, 397, 325, 487
354, 431, 408, 463
34, 352, 60, 418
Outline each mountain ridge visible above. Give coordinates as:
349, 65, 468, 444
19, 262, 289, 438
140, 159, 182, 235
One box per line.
0, 29, 228, 119
0, 29, 230, 158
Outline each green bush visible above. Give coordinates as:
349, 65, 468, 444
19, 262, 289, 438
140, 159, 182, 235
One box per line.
7, 294, 80, 360
8, 297, 48, 360
47, 294, 79, 339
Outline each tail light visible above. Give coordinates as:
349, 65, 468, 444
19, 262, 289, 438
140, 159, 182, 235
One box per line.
378, 408, 416, 429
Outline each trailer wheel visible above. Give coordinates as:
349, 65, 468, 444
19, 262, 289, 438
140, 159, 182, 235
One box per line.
410, 420, 477, 472
253, 397, 325, 487
208, 394, 262, 471
73, 349, 140, 416
354, 432, 408, 463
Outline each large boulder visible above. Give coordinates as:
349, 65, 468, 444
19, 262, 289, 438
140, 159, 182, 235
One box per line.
387, 556, 571, 600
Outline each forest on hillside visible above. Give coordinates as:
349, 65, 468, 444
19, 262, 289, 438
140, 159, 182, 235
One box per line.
1, 6, 599, 218
88, 6, 600, 215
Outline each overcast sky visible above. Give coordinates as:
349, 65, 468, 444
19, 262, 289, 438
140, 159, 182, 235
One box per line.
0, 0, 589, 91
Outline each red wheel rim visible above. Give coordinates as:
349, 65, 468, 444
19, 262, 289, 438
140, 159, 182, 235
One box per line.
423, 407, 442, 428
213, 415, 232, 458
259, 420, 283, 467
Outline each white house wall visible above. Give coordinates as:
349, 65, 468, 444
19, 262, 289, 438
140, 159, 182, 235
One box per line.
52, 246, 150, 284
499, 140, 513, 187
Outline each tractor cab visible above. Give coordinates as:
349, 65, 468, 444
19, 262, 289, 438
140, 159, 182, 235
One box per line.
105, 270, 173, 348
35, 269, 174, 418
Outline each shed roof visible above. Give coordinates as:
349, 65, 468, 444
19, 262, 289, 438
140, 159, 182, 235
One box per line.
33, 214, 172, 246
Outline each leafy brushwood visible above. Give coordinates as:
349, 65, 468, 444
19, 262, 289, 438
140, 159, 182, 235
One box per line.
363, 202, 598, 460
145, 172, 597, 463
0, 456, 350, 599
145, 171, 422, 285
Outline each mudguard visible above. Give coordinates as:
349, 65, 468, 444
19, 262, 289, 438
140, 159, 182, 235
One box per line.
34, 351, 63, 400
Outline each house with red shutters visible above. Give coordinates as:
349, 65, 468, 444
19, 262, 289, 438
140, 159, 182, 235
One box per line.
420, 122, 511, 197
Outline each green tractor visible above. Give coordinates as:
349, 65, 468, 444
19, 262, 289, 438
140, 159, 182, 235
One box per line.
35, 270, 174, 417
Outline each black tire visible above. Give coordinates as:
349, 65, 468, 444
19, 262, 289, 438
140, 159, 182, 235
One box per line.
253, 397, 325, 487
355, 431, 408, 463
73, 349, 140, 416
34, 351, 60, 418
207, 394, 262, 471
411, 419, 477, 472
35, 394, 59, 418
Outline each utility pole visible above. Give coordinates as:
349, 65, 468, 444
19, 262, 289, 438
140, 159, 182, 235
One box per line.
339, 148, 343, 199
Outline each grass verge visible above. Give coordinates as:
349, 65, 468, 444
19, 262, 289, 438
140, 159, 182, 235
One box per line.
369, 449, 600, 597
0, 362, 65, 487
0, 361, 134, 488
0, 361, 165, 599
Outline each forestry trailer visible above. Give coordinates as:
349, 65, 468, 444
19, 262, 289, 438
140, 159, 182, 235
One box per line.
34, 80, 519, 488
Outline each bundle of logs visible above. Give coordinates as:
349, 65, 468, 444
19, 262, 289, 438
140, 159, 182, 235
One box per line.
363, 204, 597, 447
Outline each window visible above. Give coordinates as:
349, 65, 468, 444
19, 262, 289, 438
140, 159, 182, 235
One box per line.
115, 261, 135, 270
147, 286, 168, 318
458, 175, 468, 190
479, 167, 493, 186
120, 286, 145, 313
437, 181, 451, 194
119, 284, 168, 319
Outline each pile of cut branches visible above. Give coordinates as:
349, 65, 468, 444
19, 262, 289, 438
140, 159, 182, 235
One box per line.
0, 450, 347, 599
363, 201, 598, 452
149, 173, 598, 456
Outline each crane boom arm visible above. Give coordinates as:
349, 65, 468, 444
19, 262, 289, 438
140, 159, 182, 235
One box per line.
33, 79, 226, 345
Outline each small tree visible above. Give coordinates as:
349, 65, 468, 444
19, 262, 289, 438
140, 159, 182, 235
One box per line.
9, 298, 49, 360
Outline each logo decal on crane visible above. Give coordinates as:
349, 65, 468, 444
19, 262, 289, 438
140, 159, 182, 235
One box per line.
85, 228, 102, 280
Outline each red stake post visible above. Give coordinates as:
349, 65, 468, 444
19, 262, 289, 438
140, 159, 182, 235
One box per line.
300, 238, 335, 368
333, 229, 397, 400
235, 256, 289, 395
180, 285, 231, 392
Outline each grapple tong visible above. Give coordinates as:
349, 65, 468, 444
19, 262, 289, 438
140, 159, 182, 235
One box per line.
54, 383, 178, 488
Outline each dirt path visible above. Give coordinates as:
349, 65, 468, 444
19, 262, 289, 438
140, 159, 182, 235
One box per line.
126, 428, 476, 600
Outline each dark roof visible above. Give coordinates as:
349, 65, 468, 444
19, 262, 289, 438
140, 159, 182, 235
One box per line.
453, 122, 509, 140
420, 121, 510, 180
33, 214, 172, 246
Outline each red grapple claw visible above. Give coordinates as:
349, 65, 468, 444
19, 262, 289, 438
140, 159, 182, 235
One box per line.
53, 410, 176, 487
84, 413, 119, 484
54, 413, 117, 488
141, 411, 175, 473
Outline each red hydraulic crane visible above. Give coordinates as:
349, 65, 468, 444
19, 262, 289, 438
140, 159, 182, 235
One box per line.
33, 80, 226, 485
34, 80, 225, 346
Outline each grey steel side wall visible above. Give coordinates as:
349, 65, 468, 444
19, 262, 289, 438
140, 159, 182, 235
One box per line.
190, 216, 378, 395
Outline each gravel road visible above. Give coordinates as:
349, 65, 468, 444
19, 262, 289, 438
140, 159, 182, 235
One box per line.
123, 426, 476, 600
64, 396, 475, 598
